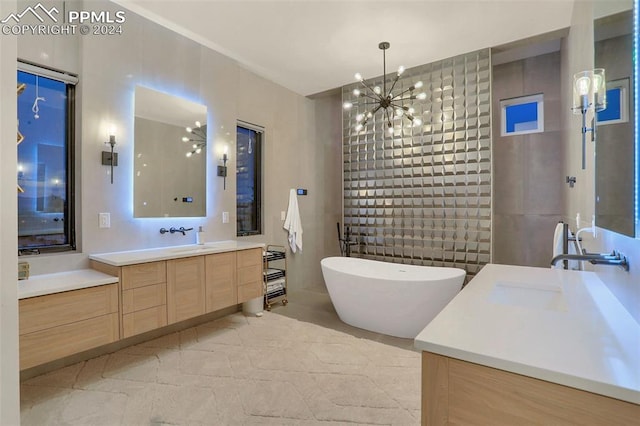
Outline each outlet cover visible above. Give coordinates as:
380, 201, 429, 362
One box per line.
222, 211, 229, 223
99, 212, 111, 228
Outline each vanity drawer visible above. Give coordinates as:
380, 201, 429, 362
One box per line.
237, 248, 262, 268
238, 280, 263, 303
122, 283, 167, 314
19, 284, 118, 335
122, 305, 167, 338
122, 261, 166, 290
20, 312, 119, 370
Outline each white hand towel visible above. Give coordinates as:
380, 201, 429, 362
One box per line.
283, 189, 303, 253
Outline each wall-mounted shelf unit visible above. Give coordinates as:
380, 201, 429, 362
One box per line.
263, 245, 287, 310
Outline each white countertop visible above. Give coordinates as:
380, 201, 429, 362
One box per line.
414, 263, 640, 405
18, 269, 119, 299
89, 240, 265, 266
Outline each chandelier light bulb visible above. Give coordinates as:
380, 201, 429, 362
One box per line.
343, 101, 353, 109
186, 152, 192, 157
413, 118, 423, 127
576, 76, 591, 96
356, 113, 365, 122
397, 65, 405, 76
367, 112, 373, 118
355, 72, 363, 81
408, 107, 415, 114
374, 86, 381, 95
416, 92, 427, 100
387, 124, 394, 134
355, 123, 364, 132
186, 126, 193, 133
182, 136, 189, 142
353, 89, 361, 96
395, 108, 404, 117
195, 121, 201, 127
195, 148, 202, 154
192, 144, 198, 149
414, 81, 423, 89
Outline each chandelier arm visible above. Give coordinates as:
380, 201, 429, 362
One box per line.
387, 74, 401, 96
389, 101, 410, 110
384, 108, 392, 128
395, 87, 418, 98
393, 95, 418, 102
359, 79, 378, 95
360, 92, 382, 102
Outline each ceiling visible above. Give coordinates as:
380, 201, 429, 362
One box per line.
114, 0, 576, 97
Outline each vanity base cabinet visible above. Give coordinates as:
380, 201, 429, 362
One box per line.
167, 256, 206, 324
205, 252, 237, 313
19, 284, 119, 370
421, 352, 640, 426
237, 248, 263, 303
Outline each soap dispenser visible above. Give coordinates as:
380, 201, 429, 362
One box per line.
196, 226, 204, 245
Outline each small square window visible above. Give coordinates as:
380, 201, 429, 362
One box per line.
500, 94, 544, 136
597, 78, 629, 125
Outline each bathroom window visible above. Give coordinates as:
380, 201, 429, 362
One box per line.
17, 63, 77, 252
236, 122, 263, 236
597, 78, 629, 125
500, 94, 544, 136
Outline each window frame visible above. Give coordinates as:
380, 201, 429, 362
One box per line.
17, 61, 78, 253
500, 93, 545, 137
596, 78, 630, 126
236, 121, 263, 237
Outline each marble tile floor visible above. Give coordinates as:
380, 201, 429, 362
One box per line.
20, 289, 421, 425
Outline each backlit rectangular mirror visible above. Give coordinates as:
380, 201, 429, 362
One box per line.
134, 86, 207, 218
593, 2, 637, 238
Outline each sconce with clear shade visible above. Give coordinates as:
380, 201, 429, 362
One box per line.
101, 124, 118, 184
217, 145, 228, 190
572, 69, 607, 169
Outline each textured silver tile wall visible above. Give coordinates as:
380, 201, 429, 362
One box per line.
342, 49, 491, 277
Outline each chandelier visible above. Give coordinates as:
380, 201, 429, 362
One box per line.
182, 121, 206, 157
344, 42, 426, 134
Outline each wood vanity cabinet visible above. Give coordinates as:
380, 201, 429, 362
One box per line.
19, 284, 119, 370
205, 251, 237, 313
167, 256, 206, 324
120, 261, 168, 338
236, 248, 263, 303
422, 352, 640, 425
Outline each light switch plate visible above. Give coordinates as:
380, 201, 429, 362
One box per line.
99, 212, 111, 228
281, 211, 286, 221
222, 211, 229, 223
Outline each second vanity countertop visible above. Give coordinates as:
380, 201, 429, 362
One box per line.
89, 240, 265, 266
414, 263, 640, 405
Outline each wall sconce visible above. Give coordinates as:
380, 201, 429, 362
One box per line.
101, 126, 118, 184
217, 146, 228, 190
572, 68, 606, 169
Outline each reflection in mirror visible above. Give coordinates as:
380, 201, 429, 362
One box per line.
594, 5, 636, 237
134, 86, 207, 218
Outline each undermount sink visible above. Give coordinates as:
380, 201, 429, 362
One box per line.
170, 241, 238, 254
488, 280, 568, 311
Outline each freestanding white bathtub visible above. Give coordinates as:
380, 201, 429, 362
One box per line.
320, 257, 466, 338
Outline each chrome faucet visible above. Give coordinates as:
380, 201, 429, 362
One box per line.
550, 251, 629, 271
170, 226, 193, 236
